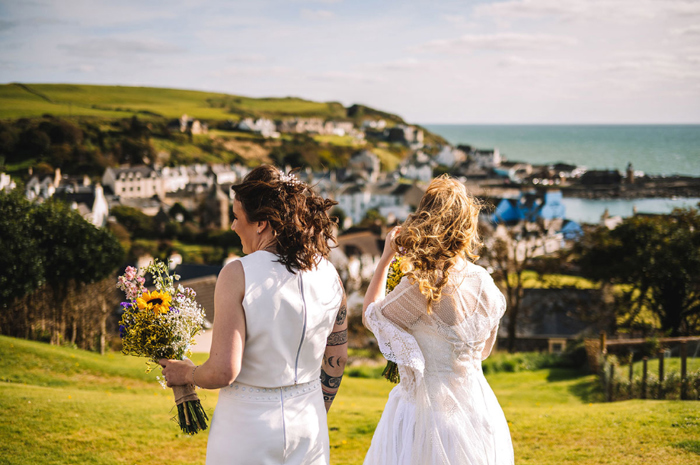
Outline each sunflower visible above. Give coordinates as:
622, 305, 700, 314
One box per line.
135, 290, 172, 315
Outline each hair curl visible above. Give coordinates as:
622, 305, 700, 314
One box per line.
231, 164, 338, 273
394, 175, 482, 312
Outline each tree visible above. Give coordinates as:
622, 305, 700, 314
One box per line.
576, 209, 700, 336
358, 208, 386, 228
0, 192, 125, 346
111, 205, 155, 238
481, 222, 547, 352
0, 191, 44, 317
31, 198, 125, 344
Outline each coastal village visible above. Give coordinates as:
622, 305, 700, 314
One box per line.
2, 113, 699, 352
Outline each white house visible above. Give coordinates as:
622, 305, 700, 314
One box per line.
178, 114, 208, 134
336, 181, 425, 226
210, 164, 240, 185
160, 166, 190, 193
324, 121, 355, 136
362, 119, 386, 130
57, 183, 110, 228
473, 148, 501, 169
25, 174, 58, 200
347, 150, 381, 183
435, 146, 467, 167
237, 118, 279, 138
0, 173, 15, 192
102, 166, 164, 199
185, 164, 215, 194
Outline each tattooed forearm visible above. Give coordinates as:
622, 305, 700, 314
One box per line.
322, 388, 337, 404
335, 304, 347, 325
320, 368, 343, 389
326, 329, 347, 346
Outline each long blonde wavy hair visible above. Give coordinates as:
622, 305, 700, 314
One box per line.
394, 176, 482, 312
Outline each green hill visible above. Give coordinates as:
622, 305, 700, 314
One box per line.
2, 335, 699, 464
0, 83, 390, 122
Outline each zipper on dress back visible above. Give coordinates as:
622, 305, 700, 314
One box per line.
293, 272, 308, 385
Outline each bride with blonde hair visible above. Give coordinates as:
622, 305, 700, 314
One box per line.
362, 176, 514, 465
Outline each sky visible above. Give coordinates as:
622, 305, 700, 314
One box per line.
1, 0, 700, 124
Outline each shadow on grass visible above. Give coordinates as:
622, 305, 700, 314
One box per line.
546, 367, 603, 403
673, 440, 700, 455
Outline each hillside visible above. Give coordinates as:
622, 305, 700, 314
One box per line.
0, 83, 453, 178
0, 83, 400, 123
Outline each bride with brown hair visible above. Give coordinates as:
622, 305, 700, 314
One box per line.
161, 165, 347, 465
362, 176, 514, 465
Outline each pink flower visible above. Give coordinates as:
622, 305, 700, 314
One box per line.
124, 266, 137, 281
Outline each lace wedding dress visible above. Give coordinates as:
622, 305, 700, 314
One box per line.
364, 261, 514, 465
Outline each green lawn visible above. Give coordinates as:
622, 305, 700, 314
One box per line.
629, 357, 700, 377
313, 134, 365, 148
1, 336, 699, 464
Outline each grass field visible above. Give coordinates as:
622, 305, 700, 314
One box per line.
0, 83, 351, 121
1, 335, 699, 464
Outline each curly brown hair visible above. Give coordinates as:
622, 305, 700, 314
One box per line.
394, 176, 483, 312
231, 164, 338, 273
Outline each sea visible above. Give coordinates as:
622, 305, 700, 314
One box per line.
424, 124, 700, 223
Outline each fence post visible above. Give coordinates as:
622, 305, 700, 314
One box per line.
600, 331, 607, 356
641, 357, 648, 399
607, 363, 615, 402
658, 350, 665, 399
628, 353, 634, 399
680, 341, 688, 401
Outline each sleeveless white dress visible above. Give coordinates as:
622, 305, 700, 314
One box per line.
206, 251, 343, 465
363, 261, 514, 465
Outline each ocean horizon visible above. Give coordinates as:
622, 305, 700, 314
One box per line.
423, 124, 700, 177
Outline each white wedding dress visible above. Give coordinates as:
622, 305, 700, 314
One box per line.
364, 261, 514, 465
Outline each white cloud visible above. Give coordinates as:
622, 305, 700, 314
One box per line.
210, 65, 293, 79
311, 71, 385, 83
2, 0, 699, 123
474, 0, 700, 22
300, 9, 335, 20
668, 1, 700, 17
363, 58, 422, 71
228, 54, 268, 63
497, 55, 562, 68
59, 38, 185, 58
602, 54, 700, 81
415, 33, 577, 53
671, 25, 700, 36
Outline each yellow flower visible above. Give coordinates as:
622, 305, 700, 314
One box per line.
136, 290, 172, 314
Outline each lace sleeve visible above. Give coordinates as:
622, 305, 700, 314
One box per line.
364, 278, 426, 390
476, 271, 507, 328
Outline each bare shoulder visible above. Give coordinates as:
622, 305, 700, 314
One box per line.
220, 258, 244, 279
216, 259, 245, 296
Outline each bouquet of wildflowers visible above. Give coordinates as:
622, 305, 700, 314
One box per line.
117, 260, 209, 435
382, 255, 403, 383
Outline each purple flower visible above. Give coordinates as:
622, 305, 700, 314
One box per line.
118, 325, 126, 338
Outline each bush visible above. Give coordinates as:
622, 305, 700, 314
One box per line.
482, 351, 572, 375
